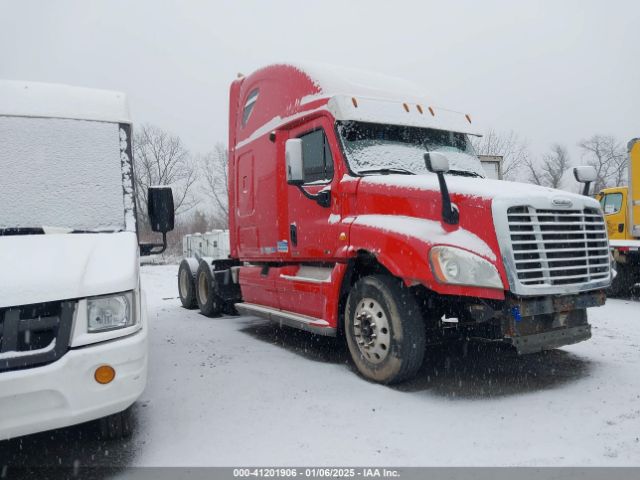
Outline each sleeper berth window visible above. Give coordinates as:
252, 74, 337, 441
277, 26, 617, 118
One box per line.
241, 89, 259, 127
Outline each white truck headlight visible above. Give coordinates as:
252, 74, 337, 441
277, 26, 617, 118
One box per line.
430, 246, 503, 289
87, 292, 135, 332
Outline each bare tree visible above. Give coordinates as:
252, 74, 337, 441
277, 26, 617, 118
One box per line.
524, 156, 545, 186
190, 210, 211, 234
543, 144, 570, 189
577, 135, 626, 192
471, 129, 529, 180
200, 142, 229, 228
610, 146, 628, 188
524, 144, 570, 189
133, 124, 198, 225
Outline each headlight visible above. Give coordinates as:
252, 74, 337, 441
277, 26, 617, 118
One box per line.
87, 292, 135, 332
430, 246, 503, 289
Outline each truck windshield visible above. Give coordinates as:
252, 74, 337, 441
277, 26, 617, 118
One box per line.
336, 121, 485, 178
0, 116, 133, 232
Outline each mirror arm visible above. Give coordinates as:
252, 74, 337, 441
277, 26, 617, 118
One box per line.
436, 173, 459, 225
582, 181, 591, 197
139, 232, 168, 256
295, 185, 331, 208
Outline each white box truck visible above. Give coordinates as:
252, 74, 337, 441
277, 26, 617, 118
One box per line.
0, 81, 174, 440
182, 230, 231, 259
478, 154, 503, 180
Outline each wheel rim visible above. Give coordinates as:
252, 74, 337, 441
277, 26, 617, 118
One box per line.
179, 269, 189, 298
198, 271, 209, 304
353, 297, 391, 364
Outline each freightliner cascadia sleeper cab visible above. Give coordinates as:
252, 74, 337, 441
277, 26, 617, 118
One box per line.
178, 64, 610, 384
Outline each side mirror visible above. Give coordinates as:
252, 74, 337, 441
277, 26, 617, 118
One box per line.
140, 186, 174, 256
148, 186, 175, 233
424, 152, 450, 174
573, 166, 597, 183
285, 139, 304, 185
573, 166, 597, 196
424, 152, 458, 225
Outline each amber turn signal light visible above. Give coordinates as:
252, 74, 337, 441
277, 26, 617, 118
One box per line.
94, 365, 116, 384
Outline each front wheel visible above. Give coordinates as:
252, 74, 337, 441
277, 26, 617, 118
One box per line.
345, 275, 425, 384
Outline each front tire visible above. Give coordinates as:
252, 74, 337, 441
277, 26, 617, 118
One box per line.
196, 261, 222, 317
345, 275, 425, 384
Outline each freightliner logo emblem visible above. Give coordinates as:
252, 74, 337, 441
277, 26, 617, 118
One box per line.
552, 197, 573, 208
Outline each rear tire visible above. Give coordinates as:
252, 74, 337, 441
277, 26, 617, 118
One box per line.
345, 275, 425, 384
196, 261, 222, 317
178, 259, 198, 309
98, 407, 133, 440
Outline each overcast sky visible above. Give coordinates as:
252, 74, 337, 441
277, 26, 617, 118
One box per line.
1, 0, 638, 163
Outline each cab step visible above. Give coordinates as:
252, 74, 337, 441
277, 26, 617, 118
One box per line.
235, 302, 336, 336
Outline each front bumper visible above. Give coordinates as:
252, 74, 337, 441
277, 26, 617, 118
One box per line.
461, 289, 605, 354
0, 325, 147, 441
500, 290, 604, 354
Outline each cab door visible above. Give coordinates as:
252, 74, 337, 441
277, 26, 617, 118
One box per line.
284, 118, 341, 260
276, 117, 343, 317
599, 190, 627, 240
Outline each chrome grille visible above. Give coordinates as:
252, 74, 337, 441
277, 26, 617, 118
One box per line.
507, 206, 610, 287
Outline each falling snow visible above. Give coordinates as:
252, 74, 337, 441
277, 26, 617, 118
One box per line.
3, 265, 638, 467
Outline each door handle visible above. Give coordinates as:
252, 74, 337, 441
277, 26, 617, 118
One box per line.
618, 223, 624, 233
290, 224, 298, 246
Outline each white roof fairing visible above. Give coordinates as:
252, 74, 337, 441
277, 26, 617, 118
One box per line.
0, 80, 131, 124
328, 95, 481, 136
291, 63, 482, 136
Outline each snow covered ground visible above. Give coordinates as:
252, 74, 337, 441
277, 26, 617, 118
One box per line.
2, 264, 639, 468
137, 265, 640, 466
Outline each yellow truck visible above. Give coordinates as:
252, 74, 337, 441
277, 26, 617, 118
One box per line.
596, 138, 640, 296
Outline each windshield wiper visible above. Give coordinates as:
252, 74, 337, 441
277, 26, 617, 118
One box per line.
357, 167, 416, 175
0, 227, 45, 236
447, 170, 483, 178
0, 226, 119, 236
71, 228, 120, 234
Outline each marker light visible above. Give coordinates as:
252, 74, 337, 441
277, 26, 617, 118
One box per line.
95, 365, 116, 385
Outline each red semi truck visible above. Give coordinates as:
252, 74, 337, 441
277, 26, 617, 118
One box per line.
178, 64, 610, 384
